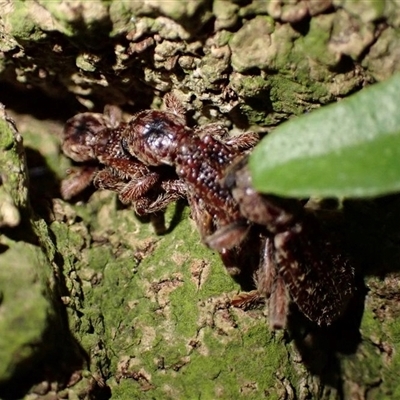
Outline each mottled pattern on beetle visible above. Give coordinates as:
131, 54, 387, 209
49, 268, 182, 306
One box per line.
176, 134, 242, 225
95, 124, 127, 164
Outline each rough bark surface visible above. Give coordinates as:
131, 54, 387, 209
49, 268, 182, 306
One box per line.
1, 1, 400, 399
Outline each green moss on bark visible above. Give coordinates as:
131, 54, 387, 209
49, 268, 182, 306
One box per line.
1, 1, 400, 399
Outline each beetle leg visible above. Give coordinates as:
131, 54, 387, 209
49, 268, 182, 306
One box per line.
255, 236, 288, 329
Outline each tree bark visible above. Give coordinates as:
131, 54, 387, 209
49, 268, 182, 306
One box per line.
1, 1, 400, 399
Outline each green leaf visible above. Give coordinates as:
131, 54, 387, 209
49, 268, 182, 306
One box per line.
249, 74, 400, 198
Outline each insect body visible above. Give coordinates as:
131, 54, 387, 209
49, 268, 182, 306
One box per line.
220, 157, 355, 328
121, 94, 259, 278
61, 94, 355, 329
61, 105, 186, 232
